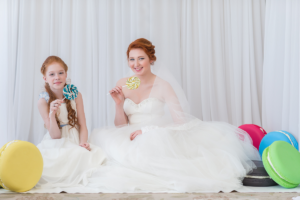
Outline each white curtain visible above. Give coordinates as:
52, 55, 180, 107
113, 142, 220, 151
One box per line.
0, 0, 9, 146
262, 0, 300, 142
0, 0, 265, 146
180, 0, 265, 125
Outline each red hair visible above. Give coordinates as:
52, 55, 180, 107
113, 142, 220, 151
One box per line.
127, 38, 157, 63
41, 56, 79, 130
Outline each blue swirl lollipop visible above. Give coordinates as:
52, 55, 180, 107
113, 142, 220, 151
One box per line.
63, 84, 78, 100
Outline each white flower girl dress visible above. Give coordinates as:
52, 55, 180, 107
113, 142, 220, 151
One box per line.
36, 92, 106, 191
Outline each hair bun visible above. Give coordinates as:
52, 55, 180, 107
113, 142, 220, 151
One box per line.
127, 38, 157, 63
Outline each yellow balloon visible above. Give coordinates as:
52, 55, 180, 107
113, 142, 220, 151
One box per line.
126, 77, 141, 90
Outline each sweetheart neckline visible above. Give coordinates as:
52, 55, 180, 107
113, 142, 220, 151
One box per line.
125, 98, 163, 105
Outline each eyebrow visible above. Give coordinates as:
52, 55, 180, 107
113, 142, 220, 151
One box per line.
48, 70, 65, 73
129, 56, 145, 58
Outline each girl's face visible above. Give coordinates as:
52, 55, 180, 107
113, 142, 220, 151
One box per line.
128, 48, 153, 76
43, 62, 67, 90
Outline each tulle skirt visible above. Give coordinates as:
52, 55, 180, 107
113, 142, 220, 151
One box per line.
88, 119, 260, 192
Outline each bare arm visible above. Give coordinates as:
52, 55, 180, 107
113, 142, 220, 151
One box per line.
38, 98, 62, 139
75, 92, 90, 145
110, 78, 128, 126
114, 103, 128, 126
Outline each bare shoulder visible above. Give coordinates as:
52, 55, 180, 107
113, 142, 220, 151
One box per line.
38, 97, 48, 110
153, 77, 176, 99
75, 92, 83, 103
116, 77, 129, 86
37, 98, 49, 120
77, 91, 83, 99
154, 76, 172, 89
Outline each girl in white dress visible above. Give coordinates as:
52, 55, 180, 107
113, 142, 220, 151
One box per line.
88, 38, 260, 193
36, 56, 106, 190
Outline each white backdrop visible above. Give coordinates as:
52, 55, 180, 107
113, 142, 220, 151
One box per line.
0, 0, 9, 147
0, 0, 266, 146
262, 0, 300, 141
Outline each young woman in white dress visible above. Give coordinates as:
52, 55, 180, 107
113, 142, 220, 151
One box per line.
36, 56, 106, 190
89, 38, 260, 192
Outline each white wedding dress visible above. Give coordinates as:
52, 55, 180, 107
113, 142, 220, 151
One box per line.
88, 97, 260, 193
35, 92, 106, 190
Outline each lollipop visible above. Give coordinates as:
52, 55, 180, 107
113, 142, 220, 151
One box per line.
107, 77, 141, 95
63, 84, 78, 100
48, 84, 78, 116
125, 77, 141, 90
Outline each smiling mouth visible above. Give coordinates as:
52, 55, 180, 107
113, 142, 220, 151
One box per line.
134, 67, 143, 72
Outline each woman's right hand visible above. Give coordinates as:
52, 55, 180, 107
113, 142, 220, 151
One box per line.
49, 99, 64, 117
109, 86, 125, 105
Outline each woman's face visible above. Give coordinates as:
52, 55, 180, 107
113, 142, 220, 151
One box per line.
43, 62, 67, 90
128, 48, 153, 76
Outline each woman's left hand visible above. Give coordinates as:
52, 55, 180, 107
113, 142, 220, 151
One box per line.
130, 130, 142, 140
80, 143, 91, 151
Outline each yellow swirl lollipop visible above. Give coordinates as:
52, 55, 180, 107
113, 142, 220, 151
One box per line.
107, 76, 141, 95
125, 77, 141, 90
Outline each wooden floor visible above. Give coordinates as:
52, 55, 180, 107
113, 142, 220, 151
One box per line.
0, 192, 299, 200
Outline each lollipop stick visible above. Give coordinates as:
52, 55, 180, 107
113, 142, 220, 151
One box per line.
107, 85, 126, 95
49, 98, 66, 117
107, 77, 140, 95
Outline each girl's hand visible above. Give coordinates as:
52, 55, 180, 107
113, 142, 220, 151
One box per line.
80, 143, 91, 151
130, 130, 142, 140
49, 99, 64, 116
109, 86, 125, 105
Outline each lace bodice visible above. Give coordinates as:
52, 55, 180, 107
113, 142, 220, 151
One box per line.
123, 98, 165, 125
